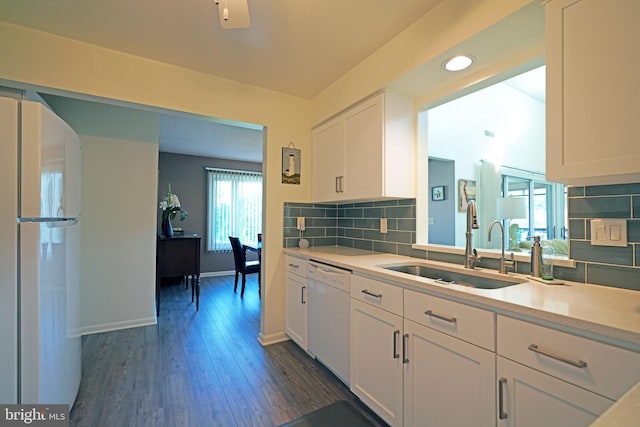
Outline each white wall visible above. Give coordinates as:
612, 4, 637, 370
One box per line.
80, 135, 158, 332
44, 97, 160, 333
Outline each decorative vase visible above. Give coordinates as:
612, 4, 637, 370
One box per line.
162, 216, 174, 237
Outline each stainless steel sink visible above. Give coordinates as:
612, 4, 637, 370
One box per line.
383, 264, 526, 289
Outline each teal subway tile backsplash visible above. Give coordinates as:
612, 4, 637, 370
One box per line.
567, 186, 584, 197
284, 199, 418, 256
568, 183, 640, 290
587, 264, 640, 291
570, 241, 633, 266
568, 196, 630, 218
585, 183, 640, 196
284, 182, 640, 291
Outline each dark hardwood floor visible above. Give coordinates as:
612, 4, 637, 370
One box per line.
70, 275, 386, 426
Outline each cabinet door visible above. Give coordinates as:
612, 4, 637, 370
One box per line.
343, 95, 383, 199
403, 319, 495, 427
285, 273, 308, 350
497, 357, 613, 427
311, 118, 345, 202
546, 0, 640, 185
350, 298, 403, 427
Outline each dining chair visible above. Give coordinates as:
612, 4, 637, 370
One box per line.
229, 236, 260, 298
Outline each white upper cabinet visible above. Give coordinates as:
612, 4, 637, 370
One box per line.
311, 92, 415, 202
545, 0, 640, 185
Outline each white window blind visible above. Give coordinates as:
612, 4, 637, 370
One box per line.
206, 168, 262, 252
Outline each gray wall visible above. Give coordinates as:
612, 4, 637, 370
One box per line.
428, 158, 456, 245
284, 182, 640, 291
158, 152, 262, 274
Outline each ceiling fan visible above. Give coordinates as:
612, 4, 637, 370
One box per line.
214, 0, 250, 29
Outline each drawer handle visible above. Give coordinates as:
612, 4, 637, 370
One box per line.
393, 330, 400, 359
528, 344, 588, 368
362, 289, 382, 299
402, 333, 409, 364
288, 263, 299, 269
498, 377, 508, 420
424, 309, 457, 323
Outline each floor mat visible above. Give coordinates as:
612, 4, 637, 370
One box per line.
279, 400, 376, 427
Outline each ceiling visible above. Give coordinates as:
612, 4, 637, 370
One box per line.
0, 0, 544, 162
0, 0, 443, 99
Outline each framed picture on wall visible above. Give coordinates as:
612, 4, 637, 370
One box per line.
431, 186, 445, 201
458, 179, 476, 211
281, 146, 301, 184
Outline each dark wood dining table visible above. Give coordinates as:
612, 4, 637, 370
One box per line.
244, 240, 261, 258
243, 240, 261, 296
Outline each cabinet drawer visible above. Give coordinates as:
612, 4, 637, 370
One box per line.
285, 255, 307, 277
404, 290, 495, 351
350, 275, 402, 316
497, 315, 640, 400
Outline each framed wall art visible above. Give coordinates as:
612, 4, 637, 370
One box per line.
431, 185, 445, 201
458, 179, 476, 211
281, 143, 301, 185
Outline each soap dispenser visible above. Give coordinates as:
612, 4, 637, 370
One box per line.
530, 236, 543, 277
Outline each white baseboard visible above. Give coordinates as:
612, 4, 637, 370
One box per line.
201, 270, 235, 278
81, 316, 157, 336
258, 331, 290, 347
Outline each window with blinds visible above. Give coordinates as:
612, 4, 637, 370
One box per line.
206, 168, 263, 252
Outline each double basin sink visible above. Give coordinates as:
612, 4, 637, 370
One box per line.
382, 264, 526, 289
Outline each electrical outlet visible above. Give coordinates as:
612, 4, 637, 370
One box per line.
380, 218, 388, 234
296, 216, 306, 231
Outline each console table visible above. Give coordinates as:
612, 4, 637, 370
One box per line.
156, 234, 201, 315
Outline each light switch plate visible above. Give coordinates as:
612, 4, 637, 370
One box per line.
590, 219, 627, 247
380, 218, 388, 234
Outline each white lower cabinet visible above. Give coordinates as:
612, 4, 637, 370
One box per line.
350, 276, 497, 427
496, 314, 640, 427
496, 356, 613, 427
284, 256, 308, 349
350, 297, 404, 427
403, 318, 496, 427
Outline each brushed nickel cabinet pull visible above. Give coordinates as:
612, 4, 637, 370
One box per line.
361, 289, 382, 298
402, 333, 409, 364
528, 344, 587, 368
424, 309, 457, 323
393, 330, 400, 359
498, 377, 508, 420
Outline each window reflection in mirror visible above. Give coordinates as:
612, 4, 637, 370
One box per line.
424, 65, 568, 256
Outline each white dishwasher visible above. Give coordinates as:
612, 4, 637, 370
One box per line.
307, 260, 351, 385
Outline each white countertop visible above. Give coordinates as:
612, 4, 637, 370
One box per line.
284, 246, 640, 351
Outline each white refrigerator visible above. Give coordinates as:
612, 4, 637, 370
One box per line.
0, 95, 82, 407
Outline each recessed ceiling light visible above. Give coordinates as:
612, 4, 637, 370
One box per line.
443, 55, 474, 72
